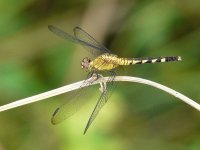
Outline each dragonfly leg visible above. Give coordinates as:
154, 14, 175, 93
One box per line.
99, 82, 105, 93
85, 71, 99, 85
95, 74, 107, 93
89, 72, 107, 93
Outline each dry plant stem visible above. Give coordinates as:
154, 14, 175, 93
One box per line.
0, 76, 199, 112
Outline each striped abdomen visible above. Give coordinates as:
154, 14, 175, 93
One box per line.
117, 56, 182, 65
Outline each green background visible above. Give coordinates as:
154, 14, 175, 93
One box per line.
0, 0, 200, 150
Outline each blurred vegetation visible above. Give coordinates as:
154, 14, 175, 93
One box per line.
0, 0, 200, 150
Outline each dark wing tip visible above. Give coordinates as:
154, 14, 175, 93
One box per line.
83, 117, 92, 135
74, 26, 81, 30
73, 26, 83, 33
51, 107, 60, 125
83, 124, 89, 135
48, 25, 56, 32
48, 25, 53, 29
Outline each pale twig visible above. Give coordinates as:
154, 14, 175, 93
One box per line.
0, 76, 199, 112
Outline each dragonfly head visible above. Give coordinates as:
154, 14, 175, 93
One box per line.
81, 57, 91, 71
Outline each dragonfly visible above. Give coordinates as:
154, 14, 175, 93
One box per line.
48, 25, 182, 134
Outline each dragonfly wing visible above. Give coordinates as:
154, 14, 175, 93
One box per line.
48, 25, 113, 56
48, 25, 78, 43
51, 95, 82, 125
83, 70, 116, 134
51, 72, 96, 125
73, 27, 113, 56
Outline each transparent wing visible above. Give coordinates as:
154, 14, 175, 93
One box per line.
48, 25, 78, 43
73, 27, 113, 56
51, 72, 96, 125
83, 70, 116, 134
48, 25, 113, 56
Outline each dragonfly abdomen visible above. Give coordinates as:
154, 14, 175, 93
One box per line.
118, 56, 181, 65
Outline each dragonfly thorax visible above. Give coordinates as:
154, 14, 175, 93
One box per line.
81, 57, 92, 71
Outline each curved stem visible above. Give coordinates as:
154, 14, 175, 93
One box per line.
0, 76, 199, 112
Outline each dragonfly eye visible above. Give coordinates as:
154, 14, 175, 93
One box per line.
81, 57, 91, 71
